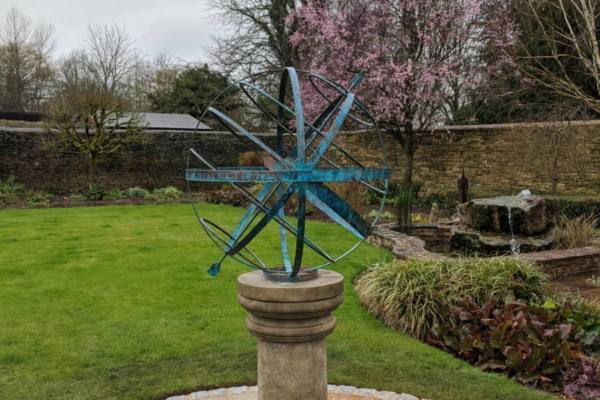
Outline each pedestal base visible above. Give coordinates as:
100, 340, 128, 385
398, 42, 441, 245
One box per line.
237, 270, 344, 400
258, 339, 327, 399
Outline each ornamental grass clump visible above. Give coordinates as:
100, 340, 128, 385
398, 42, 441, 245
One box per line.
355, 257, 547, 339
555, 214, 599, 249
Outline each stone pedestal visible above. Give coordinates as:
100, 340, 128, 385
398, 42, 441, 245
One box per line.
237, 270, 344, 400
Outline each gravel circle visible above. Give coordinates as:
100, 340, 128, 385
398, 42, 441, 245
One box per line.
165, 384, 427, 400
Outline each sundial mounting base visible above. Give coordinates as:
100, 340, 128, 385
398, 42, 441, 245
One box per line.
262, 267, 318, 282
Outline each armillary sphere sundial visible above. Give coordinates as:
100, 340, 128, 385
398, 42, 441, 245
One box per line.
186, 67, 390, 282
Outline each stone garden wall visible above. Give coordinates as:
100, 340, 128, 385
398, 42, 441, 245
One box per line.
0, 120, 599, 194
0, 127, 278, 193
338, 120, 600, 196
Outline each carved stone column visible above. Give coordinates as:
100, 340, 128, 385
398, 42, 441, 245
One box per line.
237, 270, 344, 400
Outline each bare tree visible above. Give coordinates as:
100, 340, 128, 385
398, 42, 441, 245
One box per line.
519, 0, 600, 114
0, 6, 54, 112
520, 106, 591, 194
212, 0, 298, 76
84, 24, 136, 97
127, 52, 180, 112
46, 87, 145, 184
48, 24, 145, 184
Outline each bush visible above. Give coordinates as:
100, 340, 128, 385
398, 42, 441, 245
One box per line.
104, 188, 126, 201
561, 298, 600, 353
26, 191, 52, 206
85, 184, 107, 201
355, 257, 547, 339
68, 193, 86, 202
127, 187, 150, 199
555, 214, 599, 249
547, 197, 600, 224
367, 209, 394, 220
427, 301, 579, 388
205, 186, 247, 207
0, 176, 24, 205
418, 191, 458, 210
152, 186, 182, 201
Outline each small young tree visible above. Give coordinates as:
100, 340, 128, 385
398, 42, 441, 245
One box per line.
47, 24, 145, 185
521, 106, 591, 195
290, 0, 512, 186
47, 89, 145, 183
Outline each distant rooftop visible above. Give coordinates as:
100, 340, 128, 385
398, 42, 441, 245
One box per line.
139, 112, 211, 131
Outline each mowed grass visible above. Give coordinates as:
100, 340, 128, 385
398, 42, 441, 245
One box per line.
0, 203, 556, 400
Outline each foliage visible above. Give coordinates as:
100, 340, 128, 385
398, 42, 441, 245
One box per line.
562, 356, 600, 400
418, 191, 458, 211
84, 184, 107, 201
547, 196, 600, 223
412, 213, 434, 225
427, 301, 579, 388
554, 214, 599, 249
0, 176, 24, 205
395, 184, 416, 231
148, 64, 241, 121
68, 193, 86, 202
151, 186, 182, 201
355, 257, 546, 339
367, 209, 394, 221
25, 191, 52, 206
290, 0, 512, 184
560, 298, 600, 354
126, 187, 150, 199
204, 186, 247, 207
104, 188, 126, 201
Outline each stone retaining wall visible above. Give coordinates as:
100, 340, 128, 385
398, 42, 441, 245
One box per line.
370, 223, 600, 279
519, 247, 600, 279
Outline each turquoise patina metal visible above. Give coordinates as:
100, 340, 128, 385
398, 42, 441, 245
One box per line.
187, 67, 390, 282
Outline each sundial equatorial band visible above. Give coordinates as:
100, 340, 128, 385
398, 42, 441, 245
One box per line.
186, 67, 390, 281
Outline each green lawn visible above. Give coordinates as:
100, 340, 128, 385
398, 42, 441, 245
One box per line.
0, 203, 556, 400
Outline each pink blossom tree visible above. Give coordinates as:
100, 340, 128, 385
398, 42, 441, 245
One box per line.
290, 0, 512, 186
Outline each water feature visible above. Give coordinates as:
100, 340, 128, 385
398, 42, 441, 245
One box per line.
507, 206, 520, 255
451, 192, 557, 255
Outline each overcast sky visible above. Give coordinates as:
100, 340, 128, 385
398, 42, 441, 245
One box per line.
0, 0, 228, 63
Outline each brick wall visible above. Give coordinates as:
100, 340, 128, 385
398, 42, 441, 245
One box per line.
1, 120, 599, 195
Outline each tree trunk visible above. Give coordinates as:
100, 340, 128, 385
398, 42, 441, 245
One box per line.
402, 124, 416, 186
88, 153, 98, 186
